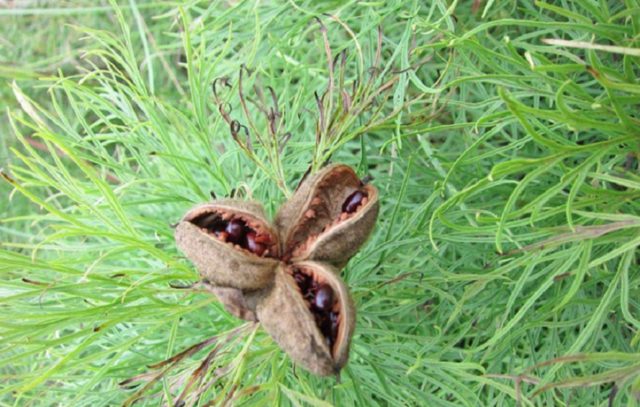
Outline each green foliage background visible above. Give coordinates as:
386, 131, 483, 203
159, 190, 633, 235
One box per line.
1, 1, 639, 405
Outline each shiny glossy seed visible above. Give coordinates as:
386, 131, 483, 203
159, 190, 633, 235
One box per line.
313, 284, 334, 311
225, 219, 246, 243
342, 190, 365, 213
245, 232, 266, 256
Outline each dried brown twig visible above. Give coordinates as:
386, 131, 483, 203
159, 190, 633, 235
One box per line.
120, 323, 256, 407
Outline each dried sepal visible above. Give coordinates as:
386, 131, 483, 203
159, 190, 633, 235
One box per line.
256, 262, 355, 376
200, 282, 258, 322
175, 200, 280, 290
276, 164, 379, 266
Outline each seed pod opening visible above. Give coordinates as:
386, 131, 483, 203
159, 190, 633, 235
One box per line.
187, 203, 278, 258
276, 164, 379, 266
256, 262, 355, 376
175, 200, 279, 290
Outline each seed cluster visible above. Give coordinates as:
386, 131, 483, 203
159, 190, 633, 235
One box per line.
188, 191, 368, 353
292, 268, 339, 349
192, 213, 274, 257
175, 163, 379, 376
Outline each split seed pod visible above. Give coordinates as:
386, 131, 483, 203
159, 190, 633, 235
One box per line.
175, 199, 280, 290
174, 164, 377, 376
256, 261, 355, 376
276, 164, 379, 267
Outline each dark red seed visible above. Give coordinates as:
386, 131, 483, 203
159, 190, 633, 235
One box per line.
315, 313, 331, 335
293, 271, 312, 292
225, 219, 246, 243
313, 284, 334, 311
245, 232, 266, 256
330, 312, 339, 336
293, 272, 305, 285
322, 317, 335, 348
194, 213, 225, 233
342, 190, 366, 213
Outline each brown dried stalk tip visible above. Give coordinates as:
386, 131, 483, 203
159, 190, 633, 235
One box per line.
256, 262, 355, 376
175, 199, 280, 290
276, 164, 379, 267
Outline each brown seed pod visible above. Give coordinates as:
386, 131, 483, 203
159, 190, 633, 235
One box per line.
174, 165, 372, 376
175, 200, 280, 290
256, 261, 355, 376
276, 164, 379, 267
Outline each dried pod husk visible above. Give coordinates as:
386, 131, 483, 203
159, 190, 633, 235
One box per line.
256, 261, 355, 376
275, 164, 379, 267
200, 282, 258, 322
175, 200, 280, 290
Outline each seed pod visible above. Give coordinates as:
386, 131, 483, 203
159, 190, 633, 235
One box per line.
175, 200, 280, 290
256, 261, 355, 376
276, 164, 379, 267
